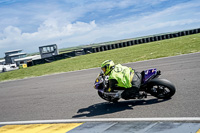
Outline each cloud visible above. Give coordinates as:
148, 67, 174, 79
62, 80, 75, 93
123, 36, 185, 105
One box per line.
3, 26, 21, 38
0, 0, 17, 4
80, 0, 200, 41
0, 19, 97, 53
0, 26, 22, 49
0, 0, 200, 57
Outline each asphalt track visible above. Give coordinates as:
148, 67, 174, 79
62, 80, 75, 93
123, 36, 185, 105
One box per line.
0, 52, 200, 123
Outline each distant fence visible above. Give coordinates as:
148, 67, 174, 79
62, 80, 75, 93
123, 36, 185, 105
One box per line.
32, 28, 200, 65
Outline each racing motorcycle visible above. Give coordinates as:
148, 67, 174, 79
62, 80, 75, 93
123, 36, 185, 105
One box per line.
94, 68, 176, 103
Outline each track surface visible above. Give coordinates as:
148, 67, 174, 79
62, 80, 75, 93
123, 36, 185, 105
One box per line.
0, 53, 200, 122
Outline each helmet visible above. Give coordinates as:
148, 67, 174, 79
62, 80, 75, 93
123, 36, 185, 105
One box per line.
101, 60, 115, 75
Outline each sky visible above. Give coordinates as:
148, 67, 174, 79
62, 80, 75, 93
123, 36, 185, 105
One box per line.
0, 0, 200, 57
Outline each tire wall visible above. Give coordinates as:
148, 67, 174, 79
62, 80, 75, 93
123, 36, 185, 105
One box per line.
92, 28, 200, 52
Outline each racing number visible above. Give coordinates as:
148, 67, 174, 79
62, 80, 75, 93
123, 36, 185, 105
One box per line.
114, 66, 122, 72
114, 66, 126, 78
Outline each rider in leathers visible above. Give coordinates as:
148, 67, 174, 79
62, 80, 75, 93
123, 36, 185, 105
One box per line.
101, 60, 144, 99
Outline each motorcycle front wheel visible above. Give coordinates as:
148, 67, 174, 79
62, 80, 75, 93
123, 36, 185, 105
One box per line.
98, 91, 119, 103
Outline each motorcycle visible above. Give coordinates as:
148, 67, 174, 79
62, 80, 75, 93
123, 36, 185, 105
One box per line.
94, 68, 176, 103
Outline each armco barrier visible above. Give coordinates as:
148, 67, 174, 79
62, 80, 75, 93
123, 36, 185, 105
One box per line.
32, 28, 200, 65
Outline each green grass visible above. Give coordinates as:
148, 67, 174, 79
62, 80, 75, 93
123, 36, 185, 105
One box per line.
0, 33, 200, 82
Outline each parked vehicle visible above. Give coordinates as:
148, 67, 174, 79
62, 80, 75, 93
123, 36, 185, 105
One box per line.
0, 64, 19, 73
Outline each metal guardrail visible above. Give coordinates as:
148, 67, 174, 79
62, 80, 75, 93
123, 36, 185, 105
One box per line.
32, 28, 200, 65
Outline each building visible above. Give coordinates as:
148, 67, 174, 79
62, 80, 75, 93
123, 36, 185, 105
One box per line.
14, 55, 41, 66
0, 59, 5, 65
39, 44, 59, 59
2, 44, 58, 67
4, 49, 26, 65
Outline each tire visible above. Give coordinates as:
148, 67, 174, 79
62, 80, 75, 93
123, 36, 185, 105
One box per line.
98, 91, 119, 103
147, 78, 176, 99
2, 68, 6, 72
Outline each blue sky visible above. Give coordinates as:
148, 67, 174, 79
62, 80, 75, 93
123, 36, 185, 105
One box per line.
0, 0, 200, 57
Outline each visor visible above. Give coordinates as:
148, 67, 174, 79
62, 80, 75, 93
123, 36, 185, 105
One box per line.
101, 67, 106, 74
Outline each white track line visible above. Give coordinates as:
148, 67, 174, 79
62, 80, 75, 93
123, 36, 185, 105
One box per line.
1, 117, 200, 125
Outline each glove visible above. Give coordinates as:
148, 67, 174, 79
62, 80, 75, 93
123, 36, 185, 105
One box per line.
105, 87, 112, 92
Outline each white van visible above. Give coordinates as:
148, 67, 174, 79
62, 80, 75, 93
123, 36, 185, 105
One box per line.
0, 64, 19, 73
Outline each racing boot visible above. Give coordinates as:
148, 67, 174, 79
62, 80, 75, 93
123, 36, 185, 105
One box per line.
114, 91, 122, 98
136, 92, 147, 99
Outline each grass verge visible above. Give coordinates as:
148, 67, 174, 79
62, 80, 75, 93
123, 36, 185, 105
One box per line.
0, 33, 200, 82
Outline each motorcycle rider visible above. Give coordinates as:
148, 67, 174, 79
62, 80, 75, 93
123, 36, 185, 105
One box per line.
101, 60, 145, 99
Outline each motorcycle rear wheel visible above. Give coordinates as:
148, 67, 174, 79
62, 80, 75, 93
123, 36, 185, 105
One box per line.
147, 78, 176, 99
